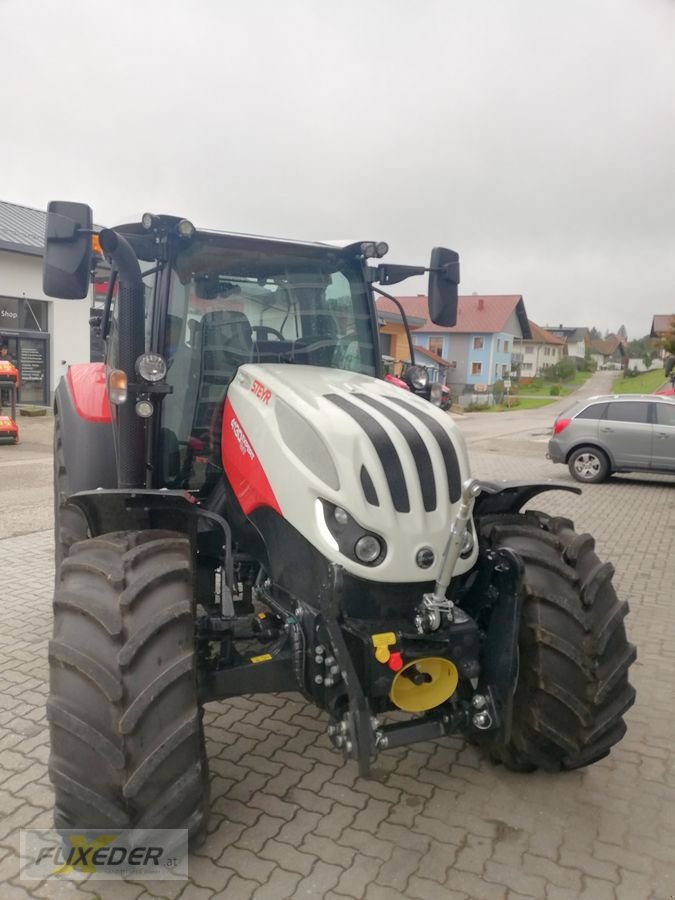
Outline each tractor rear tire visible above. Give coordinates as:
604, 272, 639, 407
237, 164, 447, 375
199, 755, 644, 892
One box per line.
478, 511, 636, 771
47, 530, 209, 847
53, 412, 89, 578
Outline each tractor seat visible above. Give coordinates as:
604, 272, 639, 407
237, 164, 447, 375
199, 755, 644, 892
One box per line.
200, 310, 253, 384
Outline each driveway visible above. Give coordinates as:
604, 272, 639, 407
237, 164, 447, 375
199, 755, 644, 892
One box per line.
453, 369, 618, 450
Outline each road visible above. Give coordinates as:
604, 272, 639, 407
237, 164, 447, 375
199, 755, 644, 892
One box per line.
0, 372, 673, 899
453, 369, 618, 450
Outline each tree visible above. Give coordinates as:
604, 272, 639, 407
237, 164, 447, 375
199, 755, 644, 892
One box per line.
589, 326, 602, 341
663, 316, 675, 356
546, 357, 577, 381
617, 324, 628, 341
627, 335, 657, 359
581, 347, 598, 372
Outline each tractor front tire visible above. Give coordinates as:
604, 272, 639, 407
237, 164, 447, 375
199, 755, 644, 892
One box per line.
47, 530, 209, 846
478, 511, 636, 771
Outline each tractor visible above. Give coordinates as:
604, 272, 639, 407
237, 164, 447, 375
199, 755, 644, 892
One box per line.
44, 202, 635, 847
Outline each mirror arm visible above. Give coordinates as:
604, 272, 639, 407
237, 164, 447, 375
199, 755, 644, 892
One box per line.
373, 264, 426, 286
372, 285, 416, 374
46, 224, 95, 242
100, 268, 118, 341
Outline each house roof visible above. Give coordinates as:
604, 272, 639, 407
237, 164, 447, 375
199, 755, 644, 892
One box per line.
377, 308, 426, 329
650, 314, 674, 337
526, 320, 565, 345
376, 294, 531, 339
0, 200, 46, 256
590, 337, 626, 357
544, 325, 589, 343
414, 345, 452, 367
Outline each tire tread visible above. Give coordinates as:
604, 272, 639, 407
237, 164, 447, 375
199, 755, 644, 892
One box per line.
48, 530, 209, 844
478, 510, 636, 771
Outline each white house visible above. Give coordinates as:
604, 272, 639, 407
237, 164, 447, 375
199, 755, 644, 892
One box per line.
544, 325, 589, 362
516, 320, 565, 376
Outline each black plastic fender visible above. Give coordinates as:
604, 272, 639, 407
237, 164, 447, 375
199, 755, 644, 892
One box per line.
473, 480, 581, 517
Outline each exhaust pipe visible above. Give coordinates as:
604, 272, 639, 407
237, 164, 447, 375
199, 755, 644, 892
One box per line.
98, 229, 146, 489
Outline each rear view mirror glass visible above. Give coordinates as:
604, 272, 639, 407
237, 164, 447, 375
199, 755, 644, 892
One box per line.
43, 201, 93, 299
428, 247, 459, 326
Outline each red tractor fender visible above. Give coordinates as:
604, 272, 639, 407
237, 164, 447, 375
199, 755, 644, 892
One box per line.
66, 363, 111, 423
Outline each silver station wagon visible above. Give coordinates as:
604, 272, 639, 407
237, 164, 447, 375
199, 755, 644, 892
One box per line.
548, 394, 675, 483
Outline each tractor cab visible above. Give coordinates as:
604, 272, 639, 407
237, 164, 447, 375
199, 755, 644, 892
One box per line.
159, 233, 381, 491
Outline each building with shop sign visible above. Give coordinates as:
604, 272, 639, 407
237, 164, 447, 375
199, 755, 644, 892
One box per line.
0, 200, 92, 404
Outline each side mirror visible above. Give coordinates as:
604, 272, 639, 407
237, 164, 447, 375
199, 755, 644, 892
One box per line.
428, 247, 459, 326
43, 201, 93, 299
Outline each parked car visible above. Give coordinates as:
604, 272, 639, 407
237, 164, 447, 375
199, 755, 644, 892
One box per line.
548, 394, 675, 482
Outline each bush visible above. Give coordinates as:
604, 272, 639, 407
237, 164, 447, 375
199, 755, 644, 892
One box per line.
549, 385, 561, 396
545, 358, 577, 382
465, 401, 492, 412
501, 396, 520, 408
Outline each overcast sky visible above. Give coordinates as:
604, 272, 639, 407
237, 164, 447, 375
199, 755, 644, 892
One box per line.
2, 0, 674, 339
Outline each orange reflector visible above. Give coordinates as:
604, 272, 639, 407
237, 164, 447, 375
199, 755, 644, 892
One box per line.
109, 369, 128, 404
91, 233, 102, 255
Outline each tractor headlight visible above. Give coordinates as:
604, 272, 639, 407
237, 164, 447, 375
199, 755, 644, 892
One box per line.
430, 382, 443, 406
135, 398, 154, 418
359, 242, 377, 258
136, 353, 167, 383
177, 218, 196, 239
142, 212, 159, 231
405, 365, 428, 391
320, 500, 386, 566
334, 506, 349, 526
355, 535, 383, 563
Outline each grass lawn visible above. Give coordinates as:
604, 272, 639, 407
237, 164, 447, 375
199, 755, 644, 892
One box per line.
468, 397, 559, 412
612, 369, 666, 394
515, 370, 594, 398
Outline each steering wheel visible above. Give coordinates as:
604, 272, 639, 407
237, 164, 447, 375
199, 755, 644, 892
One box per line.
251, 325, 285, 342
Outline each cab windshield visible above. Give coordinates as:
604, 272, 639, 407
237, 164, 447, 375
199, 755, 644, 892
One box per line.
160, 235, 376, 491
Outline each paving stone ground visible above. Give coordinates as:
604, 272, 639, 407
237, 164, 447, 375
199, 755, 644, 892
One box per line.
0, 397, 674, 899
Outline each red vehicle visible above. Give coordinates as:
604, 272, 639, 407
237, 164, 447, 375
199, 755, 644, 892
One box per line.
0, 360, 19, 443
383, 372, 410, 391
